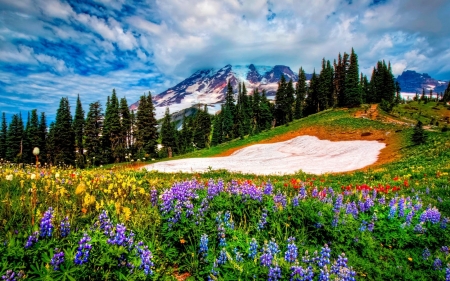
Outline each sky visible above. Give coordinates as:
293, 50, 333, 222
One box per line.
1, 0, 450, 122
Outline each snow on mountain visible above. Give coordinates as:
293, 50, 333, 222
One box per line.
396, 70, 448, 94
130, 64, 302, 119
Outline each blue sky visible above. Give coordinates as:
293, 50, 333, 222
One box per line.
1, 0, 450, 122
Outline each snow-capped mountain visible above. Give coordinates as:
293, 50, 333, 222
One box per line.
130, 64, 306, 118
396, 70, 448, 94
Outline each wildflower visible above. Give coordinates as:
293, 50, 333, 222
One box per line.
233, 248, 243, 263
285, 237, 298, 263
446, 264, 450, 281
25, 231, 39, 248
5, 174, 13, 181
367, 221, 375, 232
433, 258, 442, 270
359, 220, 368, 232
217, 248, 227, 265
258, 208, 268, 230
273, 192, 287, 210
60, 217, 70, 238
405, 210, 415, 226
318, 266, 330, 281
298, 186, 307, 200
260, 244, 273, 267
136, 244, 154, 275
150, 188, 158, 207
333, 194, 343, 213
292, 195, 299, 207
210, 260, 219, 278
441, 246, 449, 256
1, 270, 25, 280
312, 187, 318, 197
413, 223, 426, 234
30, 174, 36, 180
217, 223, 226, 247
290, 264, 306, 281
420, 206, 441, 224
264, 180, 273, 195
74, 233, 92, 265
441, 217, 449, 229
107, 224, 133, 247
398, 197, 405, 218
422, 248, 431, 260
378, 195, 385, 205
268, 238, 280, 255
50, 248, 65, 270
199, 234, 208, 260
248, 238, 258, 259
317, 244, 331, 267
98, 210, 113, 236
268, 263, 282, 281
331, 214, 339, 227
39, 207, 54, 237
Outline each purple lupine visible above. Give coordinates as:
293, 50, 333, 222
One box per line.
268, 239, 280, 256
248, 238, 258, 259
378, 195, 386, 205
359, 220, 367, 232
98, 210, 113, 236
346, 202, 358, 219
150, 188, 158, 207
258, 208, 268, 230
1, 270, 25, 281
210, 259, 219, 278
331, 253, 348, 274
185, 201, 194, 218
273, 192, 287, 210
50, 248, 65, 270
312, 187, 318, 197
240, 183, 263, 202
414, 223, 426, 233
25, 231, 39, 248
39, 207, 54, 237
405, 210, 415, 226
290, 264, 306, 281
441, 217, 449, 229
333, 194, 343, 213
233, 247, 243, 262
264, 181, 273, 195
420, 206, 441, 224
367, 221, 375, 232
318, 266, 330, 281
398, 197, 406, 218
107, 224, 133, 247
136, 244, 154, 275
199, 234, 208, 260
441, 246, 449, 256
207, 179, 224, 199
74, 233, 92, 265
433, 258, 442, 270
217, 248, 227, 265
331, 214, 339, 227
292, 195, 299, 207
299, 186, 307, 200
445, 264, 450, 281
60, 217, 70, 238
285, 237, 298, 263
422, 248, 431, 260
260, 244, 273, 267
317, 244, 331, 267
268, 263, 282, 281
388, 198, 397, 220
364, 197, 374, 211
217, 223, 226, 247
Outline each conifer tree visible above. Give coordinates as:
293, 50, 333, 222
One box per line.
180, 114, 194, 153
53, 97, 75, 165
286, 79, 295, 122
252, 88, 261, 133
193, 105, 211, 149
335, 53, 349, 107
318, 58, 330, 110
0, 113, 7, 159
161, 107, 177, 156
135, 92, 158, 158
412, 120, 427, 145
73, 95, 85, 157
395, 81, 402, 104
304, 71, 319, 115
26, 109, 40, 163
235, 83, 245, 139
274, 75, 288, 126
294, 67, 307, 119
102, 96, 112, 161
84, 101, 103, 163
22, 112, 32, 163
211, 110, 223, 146
46, 122, 56, 165
442, 82, 450, 103
119, 98, 131, 152
6, 114, 22, 162
259, 90, 273, 130
222, 82, 235, 142
242, 83, 252, 135
103, 90, 122, 162
38, 112, 47, 164
344, 48, 361, 107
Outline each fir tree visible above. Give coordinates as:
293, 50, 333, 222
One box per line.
53, 97, 75, 165
395, 81, 402, 104
73, 95, 85, 157
285, 79, 295, 122
412, 120, 427, 145
180, 114, 194, 153
211, 110, 223, 146
38, 112, 47, 164
46, 122, 56, 165
318, 58, 330, 110
442, 82, 450, 103
103, 90, 122, 162
344, 48, 361, 107
252, 88, 261, 133
259, 90, 273, 130
26, 110, 40, 163
274, 75, 288, 126
135, 92, 158, 158
304, 71, 319, 115
0, 113, 7, 159
294, 67, 307, 119
84, 101, 103, 164
193, 105, 211, 149
22, 112, 32, 163
119, 98, 131, 152
222, 82, 235, 142
6, 114, 22, 162
160, 107, 177, 156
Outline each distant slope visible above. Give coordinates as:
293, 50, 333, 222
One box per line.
396, 70, 448, 93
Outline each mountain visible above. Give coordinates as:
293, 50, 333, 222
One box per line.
396, 70, 448, 93
130, 64, 309, 118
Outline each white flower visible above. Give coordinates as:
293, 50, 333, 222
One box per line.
55, 173, 60, 178
30, 174, 36, 180
6, 174, 13, 181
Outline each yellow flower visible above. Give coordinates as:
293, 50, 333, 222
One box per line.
123, 207, 131, 221
408, 257, 413, 261
75, 182, 86, 195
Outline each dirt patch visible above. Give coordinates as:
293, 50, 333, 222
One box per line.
214, 125, 404, 172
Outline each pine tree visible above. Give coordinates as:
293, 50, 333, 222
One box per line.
53, 97, 75, 165
259, 90, 273, 130
46, 122, 56, 165
274, 75, 288, 126
335, 53, 349, 107
294, 67, 307, 119
119, 97, 131, 153
193, 105, 211, 149
412, 120, 427, 145
235, 83, 245, 139
304, 71, 319, 115
26, 109, 40, 163
22, 112, 32, 163
0, 113, 7, 159
252, 88, 261, 133
222, 82, 235, 142
135, 92, 158, 158
395, 81, 402, 104
161, 107, 177, 156
285, 79, 295, 122
318, 58, 330, 110
84, 101, 103, 164
6, 114, 22, 162
211, 110, 223, 146
360, 73, 370, 104
443, 82, 450, 103
38, 112, 47, 164
102, 96, 112, 161
180, 114, 194, 153
73, 95, 85, 157
103, 90, 122, 162
344, 48, 361, 107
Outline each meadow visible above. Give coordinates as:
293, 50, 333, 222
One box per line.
1, 105, 449, 280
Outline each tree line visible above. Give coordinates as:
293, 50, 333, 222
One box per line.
2, 48, 449, 165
